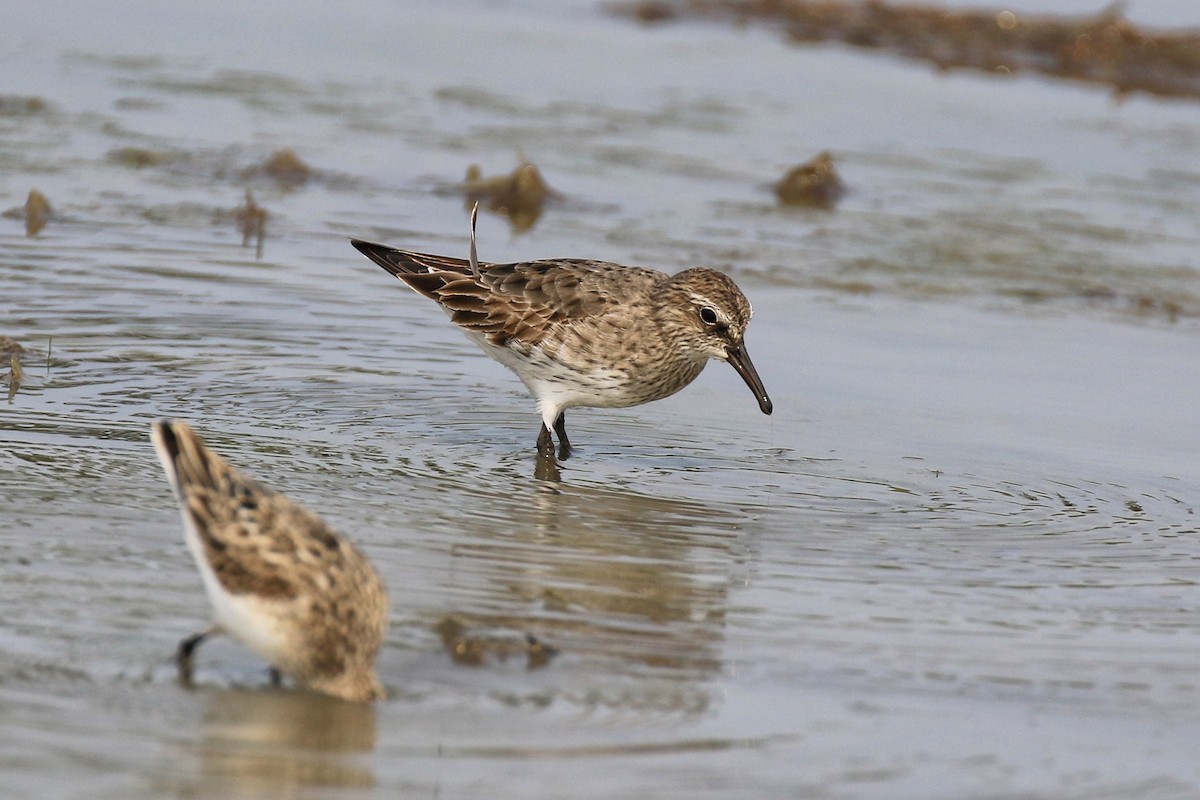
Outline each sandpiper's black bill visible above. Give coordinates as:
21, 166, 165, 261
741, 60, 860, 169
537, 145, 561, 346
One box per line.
726, 342, 773, 415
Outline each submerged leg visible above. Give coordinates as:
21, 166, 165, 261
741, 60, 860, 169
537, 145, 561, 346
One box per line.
537, 423, 555, 459
176, 628, 213, 684
553, 413, 571, 460
535, 422, 562, 481
534, 451, 561, 482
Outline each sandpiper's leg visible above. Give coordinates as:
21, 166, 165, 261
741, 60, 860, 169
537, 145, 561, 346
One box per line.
176, 628, 213, 684
537, 423, 555, 459
268, 666, 283, 687
553, 413, 571, 460
534, 451, 561, 482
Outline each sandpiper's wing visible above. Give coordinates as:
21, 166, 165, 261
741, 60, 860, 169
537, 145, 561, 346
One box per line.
151, 420, 351, 600
351, 239, 661, 348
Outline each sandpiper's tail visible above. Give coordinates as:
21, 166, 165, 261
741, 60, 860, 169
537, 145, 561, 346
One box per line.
151, 419, 223, 498
353, 239, 485, 303
351, 239, 474, 277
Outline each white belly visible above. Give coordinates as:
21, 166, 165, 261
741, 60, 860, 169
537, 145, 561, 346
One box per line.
181, 511, 291, 664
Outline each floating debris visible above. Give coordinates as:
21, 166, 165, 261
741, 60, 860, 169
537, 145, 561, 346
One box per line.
235, 189, 268, 255
773, 150, 845, 208
0, 95, 47, 116
437, 616, 488, 666
114, 96, 167, 111
1132, 294, 1183, 323
234, 148, 314, 186
460, 160, 557, 232
524, 634, 556, 669
2, 340, 26, 403
108, 146, 176, 169
23, 190, 52, 236
614, 1, 1200, 101
6, 363, 19, 402
434, 615, 557, 669
258, 146, 314, 184
0, 337, 27, 359
211, 190, 269, 257
625, 0, 677, 23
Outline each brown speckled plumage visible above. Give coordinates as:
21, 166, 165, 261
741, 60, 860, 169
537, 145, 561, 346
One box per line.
152, 420, 388, 702
351, 240, 772, 458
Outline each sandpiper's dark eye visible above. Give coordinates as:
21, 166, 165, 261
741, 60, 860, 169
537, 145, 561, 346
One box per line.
699, 306, 719, 325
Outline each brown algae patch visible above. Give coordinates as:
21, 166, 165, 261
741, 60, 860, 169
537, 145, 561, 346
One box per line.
3, 190, 53, 236
0, 337, 27, 359
774, 151, 845, 208
104, 144, 351, 192
205, 190, 269, 256
107, 147, 179, 169
241, 148, 314, 186
615, 1, 1200, 101
435, 615, 557, 669
25, 189, 53, 236
0, 95, 49, 116
234, 189, 268, 250
121, 67, 311, 103
2, 338, 28, 402
457, 160, 558, 232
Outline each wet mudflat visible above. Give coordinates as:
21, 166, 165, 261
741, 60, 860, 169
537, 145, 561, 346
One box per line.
618, 0, 1200, 101
2, 1, 1199, 797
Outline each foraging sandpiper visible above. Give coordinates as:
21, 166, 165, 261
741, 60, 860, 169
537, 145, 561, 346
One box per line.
351, 236, 772, 460
151, 420, 388, 702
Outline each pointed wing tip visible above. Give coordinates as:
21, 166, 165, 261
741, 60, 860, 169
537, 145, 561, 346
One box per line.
150, 419, 199, 494
350, 238, 410, 277
351, 240, 474, 282
150, 418, 184, 459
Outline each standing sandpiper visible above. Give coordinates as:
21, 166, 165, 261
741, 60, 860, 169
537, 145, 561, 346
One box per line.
351, 236, 772, 460
151, 420, 389, 703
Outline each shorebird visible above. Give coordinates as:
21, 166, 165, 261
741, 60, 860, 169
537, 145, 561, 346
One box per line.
352, 231, 771, 460
151, 420, 388, 702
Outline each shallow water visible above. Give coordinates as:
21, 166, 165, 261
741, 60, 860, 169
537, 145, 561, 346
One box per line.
2, 1, 1200, 798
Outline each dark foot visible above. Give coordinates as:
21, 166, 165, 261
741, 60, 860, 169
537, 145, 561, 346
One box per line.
553, 413, 571, 460
268, 666, 283, 687
176, 630, 210, 684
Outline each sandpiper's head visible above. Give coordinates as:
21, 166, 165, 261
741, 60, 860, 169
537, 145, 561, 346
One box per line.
304, 565, 390, 703
309, 667, 387, 703
665, 268, 773, 415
